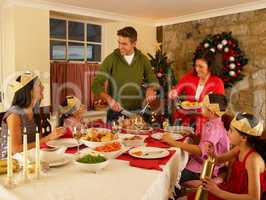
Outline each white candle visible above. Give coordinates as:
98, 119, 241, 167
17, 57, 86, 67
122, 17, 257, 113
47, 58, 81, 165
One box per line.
7, 130, 13, 179
35, 130, 40, 179
23, 128, 28, 181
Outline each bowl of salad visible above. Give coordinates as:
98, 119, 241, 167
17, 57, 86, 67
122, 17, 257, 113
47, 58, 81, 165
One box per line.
74, 150, 109, 172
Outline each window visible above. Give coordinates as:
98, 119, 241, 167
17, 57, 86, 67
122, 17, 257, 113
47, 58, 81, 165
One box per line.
50, 41, 66, 60
50, 18, 102, 62
50, 18, 66, 39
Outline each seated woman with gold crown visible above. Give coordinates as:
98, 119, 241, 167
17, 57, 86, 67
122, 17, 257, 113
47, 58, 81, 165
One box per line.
0, 72, 65, 158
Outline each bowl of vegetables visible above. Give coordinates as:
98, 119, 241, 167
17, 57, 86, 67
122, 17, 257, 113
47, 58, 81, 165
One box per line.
74, 150, 109, 172
94, 142, 123, 159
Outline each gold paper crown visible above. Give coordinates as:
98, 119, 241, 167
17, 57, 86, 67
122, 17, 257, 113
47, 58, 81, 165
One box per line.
8, 71, 38, 93
231, 113, 264, 137
202, 94, 225, 117
59, 96, 82, 115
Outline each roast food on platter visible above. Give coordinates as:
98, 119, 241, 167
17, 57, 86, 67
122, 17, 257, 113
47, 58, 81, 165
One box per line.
81, 128, 118, 142
119, 114, 149, 130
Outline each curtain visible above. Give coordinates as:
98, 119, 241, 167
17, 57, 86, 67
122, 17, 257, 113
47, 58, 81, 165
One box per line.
50, 62, 100, 111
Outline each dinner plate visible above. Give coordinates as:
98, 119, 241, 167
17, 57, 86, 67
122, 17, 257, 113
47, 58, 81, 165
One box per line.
46, 138, 79, 148
118, 133, 148, 140
128, 147, 170, 159
49, 157, 71, 167
151, 132, 184, 140
122, 127, 153, 134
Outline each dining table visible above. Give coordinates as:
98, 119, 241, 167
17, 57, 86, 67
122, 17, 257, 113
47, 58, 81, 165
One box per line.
0, 122, 189, 200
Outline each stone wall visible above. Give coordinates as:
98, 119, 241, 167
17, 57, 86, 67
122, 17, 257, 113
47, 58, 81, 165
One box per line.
162, 9, 266, 126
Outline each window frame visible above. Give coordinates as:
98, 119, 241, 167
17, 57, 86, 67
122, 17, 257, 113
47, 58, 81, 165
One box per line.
50, 17, 103, 63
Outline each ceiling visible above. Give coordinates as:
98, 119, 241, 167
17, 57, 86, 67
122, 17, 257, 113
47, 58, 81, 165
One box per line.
42, 0, 262, 20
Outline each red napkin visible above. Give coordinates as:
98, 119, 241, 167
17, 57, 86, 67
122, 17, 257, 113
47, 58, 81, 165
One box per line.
64, 145, 87, 154
145, 136, 170, 148
61, 127, 73, 138
86, 119, 111, 129
116, 150, 175, 171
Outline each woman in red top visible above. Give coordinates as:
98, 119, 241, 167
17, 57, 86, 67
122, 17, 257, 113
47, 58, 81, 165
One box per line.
187, 112, 266, 200
169, 51, 224, 136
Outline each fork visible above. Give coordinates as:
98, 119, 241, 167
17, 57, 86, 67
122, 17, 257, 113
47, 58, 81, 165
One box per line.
139, 103, 149, 116
143, 150, 164, 156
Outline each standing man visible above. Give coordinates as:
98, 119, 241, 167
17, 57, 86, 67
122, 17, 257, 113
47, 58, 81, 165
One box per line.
92, 26, 159, 123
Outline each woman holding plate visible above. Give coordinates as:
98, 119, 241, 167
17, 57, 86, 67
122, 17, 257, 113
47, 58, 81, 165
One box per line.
168, 51, 224, 136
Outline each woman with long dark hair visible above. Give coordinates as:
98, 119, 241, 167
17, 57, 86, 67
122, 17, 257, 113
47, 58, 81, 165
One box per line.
0, 72, 65, 158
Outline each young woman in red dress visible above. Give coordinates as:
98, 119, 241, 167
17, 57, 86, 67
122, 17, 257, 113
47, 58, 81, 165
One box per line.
187, 112, 266, 200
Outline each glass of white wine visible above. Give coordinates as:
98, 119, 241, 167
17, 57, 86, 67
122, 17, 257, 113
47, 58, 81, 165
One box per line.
112, 121, 120, 134
72, 127, 82, 154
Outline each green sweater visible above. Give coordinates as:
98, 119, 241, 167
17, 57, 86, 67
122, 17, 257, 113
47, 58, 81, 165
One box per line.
92, 48, 158, 110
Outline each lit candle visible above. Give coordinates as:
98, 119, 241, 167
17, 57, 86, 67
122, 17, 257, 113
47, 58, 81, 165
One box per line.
35, 127, 40, 179
7, 130, 13, 179
4, 129, 15, 189
22, 128, 28, 182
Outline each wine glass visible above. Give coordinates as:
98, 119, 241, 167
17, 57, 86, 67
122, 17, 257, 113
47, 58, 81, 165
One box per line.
112, 121, 120, 134
49, 112, 59, 131
72, 127, 82, 154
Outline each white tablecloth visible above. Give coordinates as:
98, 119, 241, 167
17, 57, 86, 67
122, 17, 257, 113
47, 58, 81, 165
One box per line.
0, 148, 188, 200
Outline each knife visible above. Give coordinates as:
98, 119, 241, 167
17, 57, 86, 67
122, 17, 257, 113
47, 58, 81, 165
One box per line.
120, 109, 134, 117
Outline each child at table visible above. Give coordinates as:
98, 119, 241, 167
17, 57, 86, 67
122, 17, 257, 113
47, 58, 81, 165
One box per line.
187, 112, 266, 200
162, 93, 230, 187
59, 95, 86, 132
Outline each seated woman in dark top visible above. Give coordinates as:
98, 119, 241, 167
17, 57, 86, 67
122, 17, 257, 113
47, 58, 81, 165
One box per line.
0, 71, 65, 158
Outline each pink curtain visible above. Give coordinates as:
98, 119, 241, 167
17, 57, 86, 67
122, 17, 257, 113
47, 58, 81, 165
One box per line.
50, 62, 100, 111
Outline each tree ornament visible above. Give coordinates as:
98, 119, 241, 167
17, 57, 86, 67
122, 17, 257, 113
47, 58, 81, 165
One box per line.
157, 72, 163, 78
229, 56, 235, 62
217, 44, 223, 50
229, 63, 236, 69
204, 43, 210, 48
229, 71, 236, 77
222, 39, 228, 45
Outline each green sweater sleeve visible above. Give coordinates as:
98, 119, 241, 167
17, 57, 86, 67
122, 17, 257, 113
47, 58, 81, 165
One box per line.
92, 55, 112, 95
143, 56, 159, 87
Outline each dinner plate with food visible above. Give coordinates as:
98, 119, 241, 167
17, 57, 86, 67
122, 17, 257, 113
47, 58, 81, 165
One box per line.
128, 147, 170, 159
80, 128, 119, 148
119, 134, 147, 147
178, 101, 202, 110
151, 132, 184, 141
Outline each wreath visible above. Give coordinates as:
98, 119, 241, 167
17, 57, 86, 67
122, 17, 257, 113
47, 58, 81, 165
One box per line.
194, 32, 248, 88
